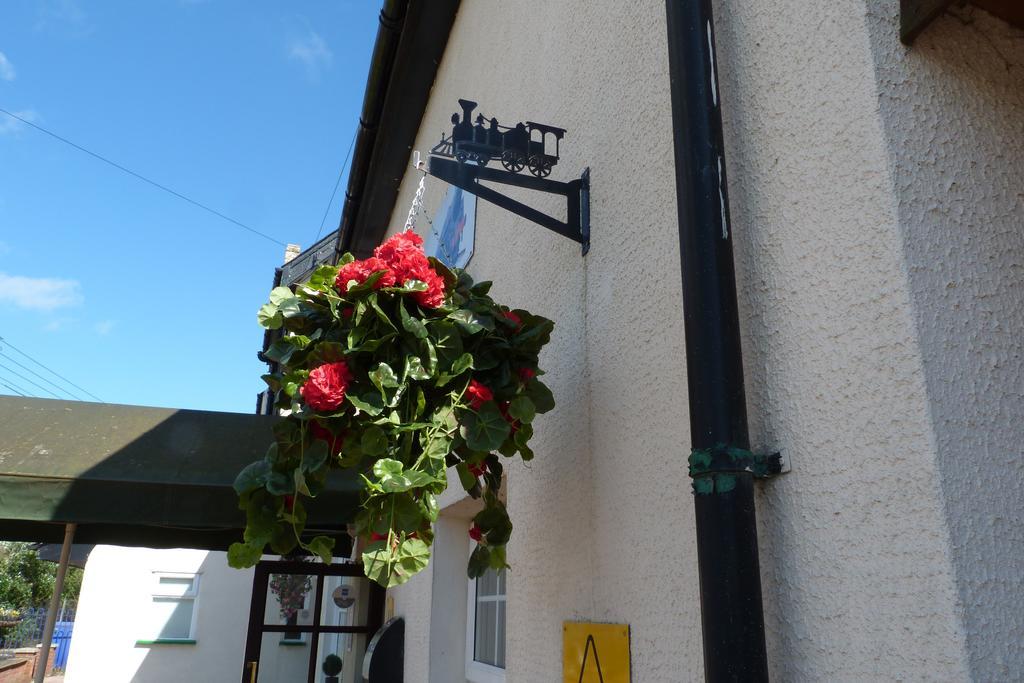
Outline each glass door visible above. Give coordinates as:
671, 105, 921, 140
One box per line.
242, 560, 384, 683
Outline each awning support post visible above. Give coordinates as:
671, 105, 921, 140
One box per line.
34, 523, 75, 683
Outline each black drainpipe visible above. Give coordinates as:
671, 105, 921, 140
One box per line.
664, 1, 770, 681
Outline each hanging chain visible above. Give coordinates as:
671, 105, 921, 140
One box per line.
403, 171, 457, 267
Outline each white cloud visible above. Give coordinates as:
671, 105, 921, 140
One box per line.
0, 272, 82, 311
93, 320, 115, 335
288, 29, 333, 78
0, 110, 38, 136
0, 52, 15, 81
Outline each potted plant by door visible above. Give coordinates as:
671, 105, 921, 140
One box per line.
230, 230, 556, 588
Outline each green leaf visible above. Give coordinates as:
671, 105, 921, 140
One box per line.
294, 469, 311, 496
269, 286, 295, 305
456, 462, 478, 493
265, 471, 293, 496
451, 353, 474, 376
307, 535, 335, 564
361, 426, 389, 457
467, 545, 490, 579
363, 538, 431, 587
372, 458, 436, 492
227, 541, 263, 568
233, 460, 270, 495
430, 322, 463, 367
308, 341, 347, 364
524, 379, 555, 413
460, 402, 511, 452
507, 396, 536, 424
307, 264, 339, 290
301, 440, 329, 473
369, 362, 400, 393
421, 431, 453, 463
475, 504, 513, 545
257, 303, 283, 330
347, 392, 384, 416
404, 355, 431, 381
449, 309, 493, 334
399, 301, 429, 339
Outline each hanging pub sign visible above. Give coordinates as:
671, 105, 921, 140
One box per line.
424, 180, 476, 269
427, 99, 590, 255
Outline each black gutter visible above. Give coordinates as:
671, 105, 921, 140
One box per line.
334, 0, 461, 261
665, 1, 770, 681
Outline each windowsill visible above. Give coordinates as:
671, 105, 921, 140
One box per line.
466, 660, 506, 683
135, 639, 197, 646
279, 639, 307, 646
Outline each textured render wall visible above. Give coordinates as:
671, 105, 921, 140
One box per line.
863, 5, 1024, 679
385, 3, 694, 680
66, 547, 251, 683
712, 1, 973, 679
379, 0, 1005, 681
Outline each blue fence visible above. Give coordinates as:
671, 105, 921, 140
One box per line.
0, 606, 76, 672
52, 622, 74, 670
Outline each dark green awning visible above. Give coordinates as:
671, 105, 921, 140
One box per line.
0, 397, 358, 553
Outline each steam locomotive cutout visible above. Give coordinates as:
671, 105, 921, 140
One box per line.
431, 99, 566, 178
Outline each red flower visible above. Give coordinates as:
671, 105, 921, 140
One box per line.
309, 421, 345, 454
373, 229, 424, 265
468, 525, 483, 542
466, 380, 493, 410
335, 256, 396, 293
372, 230, 447, 308
283, 495, 295, 512
468, 462, 487, 477
341, 306, 354, 319
517, 367, 536, 383
502, 310, 522, 328
300, 361, 353, 412
370, 532, 387, 542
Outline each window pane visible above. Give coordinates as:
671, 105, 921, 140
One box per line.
477, 568, 497, 597
152, 598, 193, 639
474, 601, 496, 665
496, 601, 506, 668
156, 576, 194, 597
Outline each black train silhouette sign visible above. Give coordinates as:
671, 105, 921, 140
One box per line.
426, 99, 591, 256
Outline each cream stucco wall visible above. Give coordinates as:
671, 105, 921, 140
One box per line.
865, 5, 1024, 679
379, 1, 1021, 681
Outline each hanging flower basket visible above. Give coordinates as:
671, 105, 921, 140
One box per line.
0, 608, 22, 628
230, 230, 555, 587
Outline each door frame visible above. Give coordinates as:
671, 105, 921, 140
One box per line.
241, 560, 385, 683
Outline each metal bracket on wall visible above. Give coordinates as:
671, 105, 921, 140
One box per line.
427, 156, 591, 256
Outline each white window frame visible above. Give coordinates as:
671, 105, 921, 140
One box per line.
150, 572, 201, 641
464, 540, 506, 683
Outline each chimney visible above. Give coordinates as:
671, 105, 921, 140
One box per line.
283, 244, 301, 264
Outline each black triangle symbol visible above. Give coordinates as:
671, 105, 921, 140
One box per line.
577, 634, 605, 683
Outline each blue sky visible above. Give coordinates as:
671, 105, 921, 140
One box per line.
0, 0, 379, 412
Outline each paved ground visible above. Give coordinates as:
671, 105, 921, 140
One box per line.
44, 675, 64, 682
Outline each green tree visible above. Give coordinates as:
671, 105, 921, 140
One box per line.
0, 543, 84, 609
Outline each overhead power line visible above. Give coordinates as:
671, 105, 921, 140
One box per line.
0, 350, 83, 401
0, 360, 62, 399
0, 107, 286, 247
0, 376, 33, 398
0, 336, 104, 402
314, 129, 358, 244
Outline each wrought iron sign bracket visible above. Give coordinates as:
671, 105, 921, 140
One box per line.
426, 156, 590, 256
424, 99, 590, 255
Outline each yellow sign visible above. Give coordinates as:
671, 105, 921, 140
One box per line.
563, 622, 630, 683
